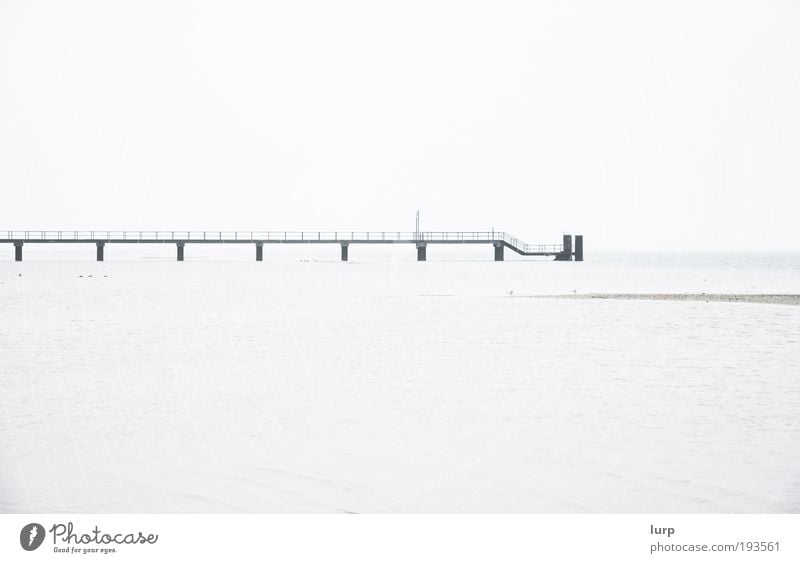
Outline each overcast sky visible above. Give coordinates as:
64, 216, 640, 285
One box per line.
0, 1, 798, 250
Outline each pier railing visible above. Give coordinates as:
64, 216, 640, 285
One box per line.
1, 231, 563, 254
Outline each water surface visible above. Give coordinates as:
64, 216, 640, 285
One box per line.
1, 250, 798, 512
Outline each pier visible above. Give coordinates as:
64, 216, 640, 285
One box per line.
2, 231, 584, 262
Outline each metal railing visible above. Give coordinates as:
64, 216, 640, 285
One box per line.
1, 231, 563, 254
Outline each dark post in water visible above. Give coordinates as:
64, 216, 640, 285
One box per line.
177, 242, 185, 262
494, 242, 504, 261
554, 234, 572, 261
416, 242, 427, 261
574, 235, 583, 261
96, 242, 105, 262
255, 242, 263, 262
340, 242, 349, 262
14, 241, 22, 262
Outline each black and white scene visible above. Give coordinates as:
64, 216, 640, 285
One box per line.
1, 1, 798, 515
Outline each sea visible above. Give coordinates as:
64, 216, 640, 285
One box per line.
1, 245, 798, 513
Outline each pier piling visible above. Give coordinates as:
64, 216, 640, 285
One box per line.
416, 242, 427, 261
255, 242, 263, 261
575, 235, 583, 261
96, 242, 105, 261
555, 234, 572, 261
494, 242, 504, 261
14, 241, 22, 262
177, 242, 185, 261
340, 242, 349, 262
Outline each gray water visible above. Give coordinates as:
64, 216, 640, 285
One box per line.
1, 249, 798, 512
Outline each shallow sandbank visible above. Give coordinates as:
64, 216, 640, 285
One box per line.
519, 293, 800, 305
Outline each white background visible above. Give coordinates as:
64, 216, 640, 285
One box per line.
1, 514, 798, 562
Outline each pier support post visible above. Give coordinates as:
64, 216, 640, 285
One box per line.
96, 242, 105, 261
555, 234, 572, 261
416, 242, 427, 261
340, 242, 349, 262
493, 242, 504, 261
14, 241, 22, 262
563, 234, 572, 257
176, 242, 185, 261
574, 235, 583, 262
255, 242, 263, 262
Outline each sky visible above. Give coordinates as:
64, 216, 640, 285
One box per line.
0, 0, 798, 251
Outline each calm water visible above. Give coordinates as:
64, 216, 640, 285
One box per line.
1, 248, 798, 512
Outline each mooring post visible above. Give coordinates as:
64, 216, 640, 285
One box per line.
563, 234, 572, 257
574, 235, 583, 261
493, 242, 504, 261
554, 234, 572, 261
340, 242, 349, 262
96, 241, 105, 262
416, 242, 427, 261
14, 241, 22, 262
176, 242, 185, 261
255, 242, 263, 261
